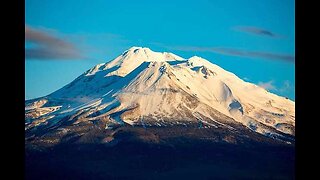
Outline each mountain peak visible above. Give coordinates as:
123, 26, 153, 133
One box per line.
188, 56, 208, 63
128, 46, 150, 50
129, 46, 143, 50
102, 47, 185, 77
124, 46, 183, 60
189, 55, 202, 59
28, 47, 295, 142
126, 46, 150, 54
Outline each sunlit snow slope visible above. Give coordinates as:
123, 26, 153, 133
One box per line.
25, 47, 295, 139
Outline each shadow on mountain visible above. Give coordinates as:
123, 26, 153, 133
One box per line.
25, 126, 295, 180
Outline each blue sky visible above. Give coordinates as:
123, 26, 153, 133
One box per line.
25, 0, 295, 100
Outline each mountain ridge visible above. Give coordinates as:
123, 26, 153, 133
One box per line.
25, 46, 295, 147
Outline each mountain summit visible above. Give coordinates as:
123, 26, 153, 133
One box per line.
25, 47, 295, 147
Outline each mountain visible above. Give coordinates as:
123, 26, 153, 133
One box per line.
25, 47, 295, 148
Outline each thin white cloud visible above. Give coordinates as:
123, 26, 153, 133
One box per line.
279, 80, 291, 93
258, 80, 277, 91
243, 77, 250, 81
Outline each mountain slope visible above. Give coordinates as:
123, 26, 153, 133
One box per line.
25, 47, 295, 146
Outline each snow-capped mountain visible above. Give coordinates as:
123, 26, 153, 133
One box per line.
25, 47, 295, 145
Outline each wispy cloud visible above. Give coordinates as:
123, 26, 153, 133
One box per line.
258, 80, 293, 94
233, 26, 281, 38
210, 47, 294, 62
25, 25, 85, 60
279, 80, 292, 93
159, 45, 294, 62
258, 80, 277, 91
243, 77, 250, 81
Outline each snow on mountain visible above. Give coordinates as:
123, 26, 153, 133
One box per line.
86, 46, 184, 77
25, 47, 295, 140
